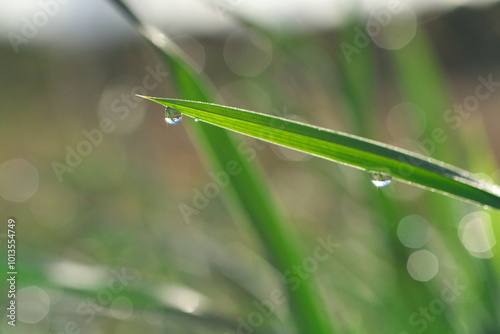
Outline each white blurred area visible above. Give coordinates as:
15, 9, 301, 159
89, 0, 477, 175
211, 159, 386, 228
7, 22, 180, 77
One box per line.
0, 0, 498, 50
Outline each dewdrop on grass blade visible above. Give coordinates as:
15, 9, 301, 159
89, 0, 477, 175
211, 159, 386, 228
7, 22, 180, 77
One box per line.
164, 107, 182, 125
369, 171, 393, 188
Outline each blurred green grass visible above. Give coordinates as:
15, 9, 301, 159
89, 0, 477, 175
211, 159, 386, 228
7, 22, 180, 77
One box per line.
1, 2, 500, 334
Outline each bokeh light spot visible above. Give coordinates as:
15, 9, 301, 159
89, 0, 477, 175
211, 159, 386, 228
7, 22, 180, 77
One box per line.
0, 159, 39, 202
223, 28, 273, 77
407, 250, 439, 281
459, 211, 496, 258
17, 286, 50, 324
397, 215, 432, 248
366, 1, 417, 50
110, 296, 134, 319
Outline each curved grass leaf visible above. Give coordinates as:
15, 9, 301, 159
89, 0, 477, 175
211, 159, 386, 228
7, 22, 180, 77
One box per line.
108, 1, 338, 333
141, 97, 500, 210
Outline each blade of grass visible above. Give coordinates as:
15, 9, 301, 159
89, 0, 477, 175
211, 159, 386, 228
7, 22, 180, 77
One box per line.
335, 21, 376, 137
141, 96, 500, 210
331, 25, 412, 332
108, 1, 338, 334
20, 262, 242, 332
391, 29, 461, 163
391, 27, 500, 332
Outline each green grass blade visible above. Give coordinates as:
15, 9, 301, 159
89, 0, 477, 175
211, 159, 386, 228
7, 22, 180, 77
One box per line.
108, 2, 338, 333
143, 97, 500, 210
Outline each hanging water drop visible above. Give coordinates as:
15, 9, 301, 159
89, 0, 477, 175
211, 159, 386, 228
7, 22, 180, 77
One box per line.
369, 171, 392, 188
164, 107, 182, 125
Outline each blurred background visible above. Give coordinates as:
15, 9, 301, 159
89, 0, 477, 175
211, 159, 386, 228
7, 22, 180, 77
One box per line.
1, 0, 500, 333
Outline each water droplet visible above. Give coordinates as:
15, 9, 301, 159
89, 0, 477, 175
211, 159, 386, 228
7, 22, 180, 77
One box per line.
194, 118, 201, 122
164, 107, 182, 125
369, 171, 392, 188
